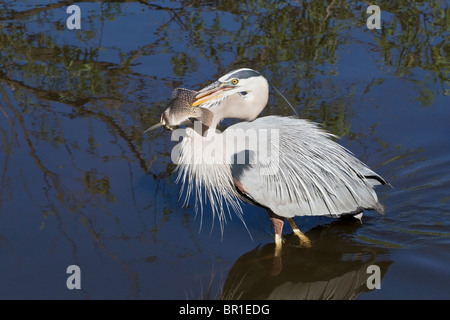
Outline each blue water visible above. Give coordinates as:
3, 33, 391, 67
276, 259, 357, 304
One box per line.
0, 0, 448, 299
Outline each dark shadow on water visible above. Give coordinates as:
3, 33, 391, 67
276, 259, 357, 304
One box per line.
221, 220, 392, 300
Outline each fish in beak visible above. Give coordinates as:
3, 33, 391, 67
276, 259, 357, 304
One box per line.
144, 87, 214, 133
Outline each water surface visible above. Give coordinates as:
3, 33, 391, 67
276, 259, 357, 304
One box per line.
0, 0, 448, 299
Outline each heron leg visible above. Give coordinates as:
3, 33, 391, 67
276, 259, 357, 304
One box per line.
287, 218, 311, 248
267, 210, 284, 252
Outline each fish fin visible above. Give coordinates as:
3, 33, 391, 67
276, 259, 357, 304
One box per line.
197, 107, 214, 127
179, 119, 193, 126
143, 122, 163, 133
172, 87, 197, 103
171, 88, 182, 99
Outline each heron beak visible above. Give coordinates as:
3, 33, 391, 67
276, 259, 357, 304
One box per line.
192, 81, 231, 107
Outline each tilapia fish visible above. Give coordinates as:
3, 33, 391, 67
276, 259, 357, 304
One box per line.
145, 88, 213, 132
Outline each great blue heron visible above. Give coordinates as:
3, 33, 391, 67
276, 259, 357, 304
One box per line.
159, 68, 388, 250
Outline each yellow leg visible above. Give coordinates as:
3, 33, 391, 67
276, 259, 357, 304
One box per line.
274, 233, 282, 255
271, 233, 283, 276
287, 218, 311, 248
268, 210, 284, 250
267, 211, 284, 276
274, 233, 283, 247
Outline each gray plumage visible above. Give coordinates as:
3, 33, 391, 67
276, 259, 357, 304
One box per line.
228, 116, 386, 218
175, 116, 385, 229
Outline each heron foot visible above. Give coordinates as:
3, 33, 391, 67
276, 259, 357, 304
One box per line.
287, 218, 311, 248
293, 229, 312, 248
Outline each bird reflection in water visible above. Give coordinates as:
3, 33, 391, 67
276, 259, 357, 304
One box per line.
221, 220, 392, 300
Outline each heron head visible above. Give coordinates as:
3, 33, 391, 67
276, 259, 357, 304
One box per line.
192, 68, 269, 126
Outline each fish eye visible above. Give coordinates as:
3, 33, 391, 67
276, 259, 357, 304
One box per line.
231, 79, 239, 85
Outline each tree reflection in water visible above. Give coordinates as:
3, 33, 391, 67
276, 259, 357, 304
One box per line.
0, 0, 446, 299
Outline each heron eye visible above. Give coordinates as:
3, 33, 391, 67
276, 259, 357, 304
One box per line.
231, 79, 239, 85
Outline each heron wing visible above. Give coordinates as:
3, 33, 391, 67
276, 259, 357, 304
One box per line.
226, 116, 386, 218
